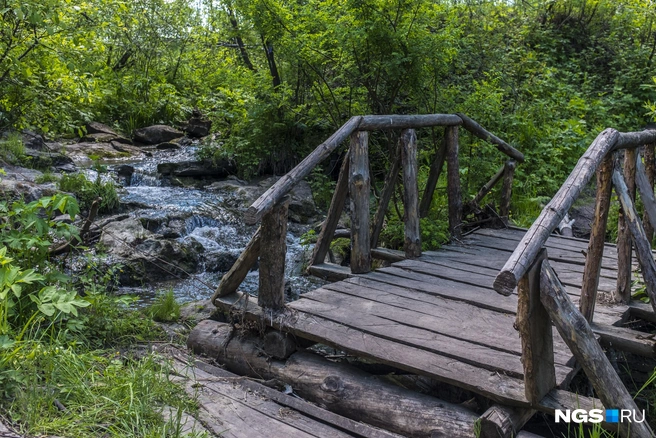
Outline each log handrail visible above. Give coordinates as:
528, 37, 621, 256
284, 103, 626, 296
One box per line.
493, 128, 656, 296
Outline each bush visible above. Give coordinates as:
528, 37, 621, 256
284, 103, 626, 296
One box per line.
58, 173, 119, 214
146, 290, 181, 323
0, 133, 24, 165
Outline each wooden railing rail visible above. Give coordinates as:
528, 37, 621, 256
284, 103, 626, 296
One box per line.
216, 112, 523, 310
493, 127, 656, 297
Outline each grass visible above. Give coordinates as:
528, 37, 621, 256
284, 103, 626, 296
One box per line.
147, 290, 181, 323
0, 133, 25, 165
58, 173, 120, 213
34, 171, 59, 184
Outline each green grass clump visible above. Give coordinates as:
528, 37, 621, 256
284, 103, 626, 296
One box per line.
34, 171, 59, 184
58, 173, 120, 213
147, 290, 181, 323
0, 133, 25, 164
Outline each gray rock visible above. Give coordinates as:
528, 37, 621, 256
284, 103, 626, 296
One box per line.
86, 122, 119, 136
183, 117, 211, 138
0, 179, 58, 202
21, 130, 46, 150
133, 125, 183, 145
80, 132, 133, 145
179, 299, 217, 322
23, 149, 75, 171
156, 142, 180, 150
157, 159, 235, 178
62, 141, 144, 163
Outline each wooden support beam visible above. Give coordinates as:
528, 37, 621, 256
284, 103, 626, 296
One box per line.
642, 144, 656, 241
494, 128, 621, 296
636, 156, 656, 237
258, 197, 290, 310
469, 163, 505, 211
245, 116, 362, 225
539, 259, 654, 438
500, 160, 516, 218
371, 144, 401, 249
419, 141, 447, 218
445, 125, 462, 239
212, 227, 260, 303
455, 113, 525, 162
358, 114, 462, 130
617, 149, 637, 303
613, 169, 656, 313
479, 405, 535, 438
310, 151, 350, 267
580, 156, 613, 322
614, 129, 656, 150
517, 249, 555, 404
350, 131, 371, 274
401, 129, 421, 258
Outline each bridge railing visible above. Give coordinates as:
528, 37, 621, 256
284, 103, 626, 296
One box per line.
211, 113, 523, 307
495, 127, 656, 437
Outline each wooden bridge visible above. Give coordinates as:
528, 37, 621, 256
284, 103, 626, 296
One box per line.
200, 114, 656, 437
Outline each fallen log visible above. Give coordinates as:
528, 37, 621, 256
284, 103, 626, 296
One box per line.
187, 320, 479, 438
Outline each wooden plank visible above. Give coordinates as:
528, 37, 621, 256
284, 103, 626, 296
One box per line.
419, 140, 446, 218
350, 130, 371, 273
245, 116, 362, 225
371, 247, 405, 262
311, 151, 350, 266
539, 259, 654, 438
259, 197, 289, 310
581, 156, 613, 322
590, 322, 656, 357
214, 292, 597, 413
455, 113, 525, 162
400, 129, 421, 258
641, 143, 655, 241
358, 114, 462, 130
191, 360, 403, 438
317, 280, 575, 369
479, 405, 536, 438
613, 168, 656, 313
308, 263, 351, 282
494, 128, 621, 295
617, 149, 637, 303
445, 125, 462, 238
371, 144, 401, 248
517, 249, 555, 404
212, 227, 260, 301
500, 160, 516, 218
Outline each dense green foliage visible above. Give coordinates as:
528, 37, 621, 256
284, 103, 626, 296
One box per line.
0, 195, 198, 437
57, 173, 120, 213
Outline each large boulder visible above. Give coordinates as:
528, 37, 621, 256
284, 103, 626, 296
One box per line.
21, 130, 46, 150
80, 132, 133, 145
23, 149, 76, 172
85, 122, 119, 136
183, 116, 211, 138
100, 218, 204, 285
0, 166, 58, 202
61, 141, 145, 163
133, 125, 183, 145
157, 159, 235, 178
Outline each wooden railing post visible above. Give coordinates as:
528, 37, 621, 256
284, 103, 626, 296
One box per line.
616, 149, 637, 303
642, 143, 656, 241
350, 131, 371, 274
499, 160, 516, 219
580, 156, 613, 322
371, 144, 401, 249
516, 248, 555, 404
445, 125, 462, 239
212, 227, 261, 302
401, 129, 421, 258
540, 259, 654, 438
258, 196, 290, 310
469, 164, 505, 211
419, 139, 447, 218
310, 151, 350, 267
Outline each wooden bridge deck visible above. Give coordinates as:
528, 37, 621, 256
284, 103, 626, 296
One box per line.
215, 227, 645, 414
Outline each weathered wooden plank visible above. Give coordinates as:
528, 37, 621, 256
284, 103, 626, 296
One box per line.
350, 130, 371, 274
494, 128, 621, 295
259, 197, 289, 310
580, 156, 613, 322
445, 125, 462, 238
212, 227, 260, 302
371, 247, 406, 262
590, 322, 656, 357
358, 114, 462, 130
614, 129, 656, 150
617, 150, 637, 303
307, 263, 351, 282
539, 259, 654, 438
419, 141, 446, 218
500, 160, 516, 218
401, 129, 421, 258
479, 405, 536, 438
613, 168, 656, 313
455, 113, 525, 162
245, 116, 362, 225
310, 151, 350, 266
517, 250, 555, 404
371, 144, 401, 248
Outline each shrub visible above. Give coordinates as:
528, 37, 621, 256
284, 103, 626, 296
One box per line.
146, 290, 181, 323
0, 133, 25, 165
58, 173, 119, 214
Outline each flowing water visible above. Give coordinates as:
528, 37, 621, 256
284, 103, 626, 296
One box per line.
96, 145, 326, 304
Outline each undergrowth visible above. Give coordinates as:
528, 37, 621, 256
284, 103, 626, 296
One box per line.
58, 173, 120, 213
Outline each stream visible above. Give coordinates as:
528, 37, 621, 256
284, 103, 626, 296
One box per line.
91, 145, 326, 304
